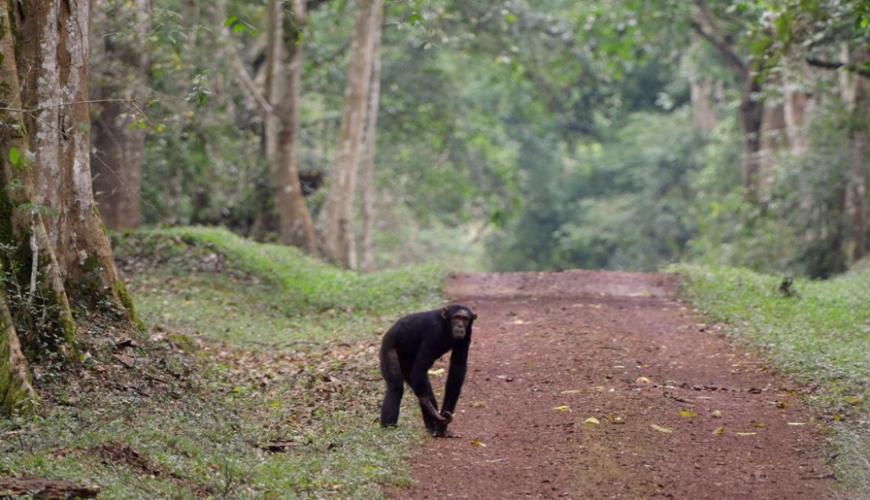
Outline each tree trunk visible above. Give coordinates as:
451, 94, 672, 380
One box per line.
851, 75, 868, 262
690, 77, 717, 135
1, 0, 83, 413
90, 0, 149, 231
18, 0, 140, 321
739, 77, 765, 199
317, 0, 382, 268
261, 0, 318, 252
759, 103, 787, 191
359, 3, 384, 273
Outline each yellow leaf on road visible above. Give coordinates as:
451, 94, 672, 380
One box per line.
679, 410, 697, 418
428, 368, 444, 376
584, 417, 600, 425
471, 402, 488, 409
470, 440, 487, 447
651, 424, 673, 433
712, 426, 724, 435
636, 377, 653, 384
736, 432, 757, 436
750, 423, 767, 429
553, 406, 570, 412
561, 389, 583, 394
787, 422, 807, 426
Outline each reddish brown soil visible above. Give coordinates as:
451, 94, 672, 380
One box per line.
387, 270, 835, 499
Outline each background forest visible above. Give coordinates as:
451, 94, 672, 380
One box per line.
89, 0, 870, 279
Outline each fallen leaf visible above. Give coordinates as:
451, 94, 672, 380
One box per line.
471, 402, 488, 409
512, 319, 525, 324
846, 397, 862, 406
651, 424, 673, 433
584, 417, 600, 425
711, 410, 723, 418
470, 440, 487, 447
679, 410, 697, 418
560, 389, 583, 394
428, 368, 445, 376
609, 415, 625, 424
777, 401, 790, 408
553, 406, 570, 412
736, 432, 757, 436
787, 422, 806, 426
750, 423, 767, 429
712, 426, 724, 435
636, 377, 653, 385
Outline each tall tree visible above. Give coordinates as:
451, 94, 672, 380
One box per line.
264, 0, 318, 252
1, 0, 140, 413
91, 0, 151, 231
358, 2, 385, 273
316, 0, 383, 269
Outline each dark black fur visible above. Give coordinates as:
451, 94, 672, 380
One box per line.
379, 305, 476, 437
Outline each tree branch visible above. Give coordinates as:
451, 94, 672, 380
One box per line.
690, 1, 747, 81
806, 57, 870, 78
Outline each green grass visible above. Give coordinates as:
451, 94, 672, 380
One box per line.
674, 264, 870, 496
1, 227, 448, 499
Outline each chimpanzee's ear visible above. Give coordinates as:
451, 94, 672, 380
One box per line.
472, 313, 478, 320
441, 307, 449, 319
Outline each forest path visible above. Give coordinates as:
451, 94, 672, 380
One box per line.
387, 270, 835, 499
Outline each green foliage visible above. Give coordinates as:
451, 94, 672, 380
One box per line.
489, 108, 705, 272
113, 227, 447, 345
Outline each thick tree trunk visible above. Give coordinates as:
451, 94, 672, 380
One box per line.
261, 0, 318, 251
18, 0, 139, 322
90, 0, 149, 231
317, 0, 382, 268
0, 0, 82, 413
359, 4, 384, 274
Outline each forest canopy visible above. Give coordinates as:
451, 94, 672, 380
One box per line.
87, 0, 870, 278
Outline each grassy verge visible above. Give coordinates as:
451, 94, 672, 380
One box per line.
673, 264, 870, 496
0, 227, 447, 499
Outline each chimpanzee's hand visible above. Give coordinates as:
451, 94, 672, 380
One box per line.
432, 411, 460, 438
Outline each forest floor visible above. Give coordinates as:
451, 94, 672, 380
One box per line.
387, 270, 837, 500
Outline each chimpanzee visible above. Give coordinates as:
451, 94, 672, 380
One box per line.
379, 305, 477, 437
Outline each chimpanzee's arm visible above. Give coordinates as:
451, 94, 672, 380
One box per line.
440, 342, 468, 416
409, 349, 450, 425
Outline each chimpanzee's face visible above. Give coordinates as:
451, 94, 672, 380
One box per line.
449, 310, 473, 340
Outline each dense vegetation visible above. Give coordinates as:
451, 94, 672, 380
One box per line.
111, 0, 870, 279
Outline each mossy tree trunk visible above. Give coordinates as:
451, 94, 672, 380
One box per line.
0, 0, 140, 415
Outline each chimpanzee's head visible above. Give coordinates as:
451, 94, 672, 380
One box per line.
441, 305, 477, 340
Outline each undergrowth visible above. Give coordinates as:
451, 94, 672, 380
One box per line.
673, 264, 870, 497
0, 227, 447, 499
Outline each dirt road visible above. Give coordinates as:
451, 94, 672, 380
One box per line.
387, 271, 835, 499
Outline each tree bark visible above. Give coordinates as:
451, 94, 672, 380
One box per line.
851, 74, 868, 263
90, 0, 150, 231
359, 3, 384, 273
317, 0, 382, 268
690, 77, 717, 135
759, 102, 787, 190
0, 0, 83, 413
18, 0, 140, 322
260, 0, 318, 251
